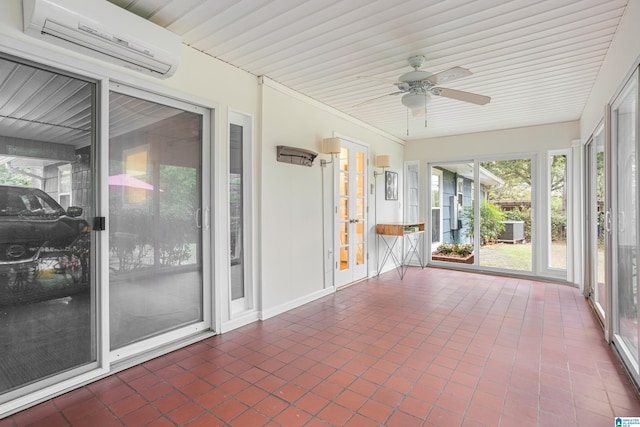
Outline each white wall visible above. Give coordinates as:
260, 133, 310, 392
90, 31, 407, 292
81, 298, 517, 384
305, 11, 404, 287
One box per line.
581, 1, 640, 140
259, 79, 403, 314
405, 121, 579, 161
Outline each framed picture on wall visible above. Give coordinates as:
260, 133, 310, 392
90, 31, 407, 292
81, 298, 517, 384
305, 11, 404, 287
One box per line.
385, 171, 398, 200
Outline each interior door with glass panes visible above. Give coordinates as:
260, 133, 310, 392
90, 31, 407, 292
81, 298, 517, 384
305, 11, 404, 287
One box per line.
334, 140, 368, 287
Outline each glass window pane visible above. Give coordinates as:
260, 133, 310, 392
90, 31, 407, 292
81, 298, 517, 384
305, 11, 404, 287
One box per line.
340, 197, 348, 219
109, 92, 203, 350
340, 147, 349, 171
356, 221, 364, 243
230, 124, 244, 301
356, 175, 364, 197
550, 154, 567, 269
340, 172, 348, 196
340, 247, 349, 270
356, 198, 364, 219
340, 221, 349, 245
59, 167, 72, 194
356, 243, 364, 265
356, 152, 364, 174
479, 159, 532, 272
430, 163, 473, 260
406, 163, 419, 223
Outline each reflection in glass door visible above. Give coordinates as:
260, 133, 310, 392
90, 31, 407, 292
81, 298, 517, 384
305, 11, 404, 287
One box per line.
612, 69, 638, 371
334, 141, 368, 287
0, 57, 96, 400
109, 89, 206, 352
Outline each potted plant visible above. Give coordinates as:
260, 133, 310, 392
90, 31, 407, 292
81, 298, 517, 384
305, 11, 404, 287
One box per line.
432, 242, 474, 264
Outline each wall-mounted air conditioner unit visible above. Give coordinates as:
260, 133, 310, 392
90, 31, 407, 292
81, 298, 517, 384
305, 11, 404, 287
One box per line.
22, 0, 181, 79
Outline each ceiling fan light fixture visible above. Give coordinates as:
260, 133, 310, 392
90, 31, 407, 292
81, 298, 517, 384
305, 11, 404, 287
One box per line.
401, 92, 430, 110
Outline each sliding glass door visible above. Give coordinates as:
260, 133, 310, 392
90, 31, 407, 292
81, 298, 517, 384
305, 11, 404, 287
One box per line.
611, 68, 639, 373
0, 56, 97, 401
429, 157, 534, 274
108, 87, 208, 354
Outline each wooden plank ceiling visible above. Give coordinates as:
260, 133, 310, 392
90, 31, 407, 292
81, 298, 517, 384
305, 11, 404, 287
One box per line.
0, 0, 629, 146
109, 0, 629, 140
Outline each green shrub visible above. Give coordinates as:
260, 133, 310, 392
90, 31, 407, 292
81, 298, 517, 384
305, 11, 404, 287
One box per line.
550, 211, 567, 242
461, 200, 506, 244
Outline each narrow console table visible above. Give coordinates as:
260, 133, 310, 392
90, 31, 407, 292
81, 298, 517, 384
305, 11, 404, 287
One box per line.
375, 222, 425, 279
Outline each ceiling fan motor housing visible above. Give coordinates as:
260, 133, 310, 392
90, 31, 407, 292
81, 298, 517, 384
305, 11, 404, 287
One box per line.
398, 70, 432, 83
407, 55, 426, 69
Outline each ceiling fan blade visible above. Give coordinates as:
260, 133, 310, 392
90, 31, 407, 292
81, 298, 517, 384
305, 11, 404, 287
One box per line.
426, 67, 472, 84
433, 87, 491, 105
352, 91, 403, 107
357, 76, 401, 85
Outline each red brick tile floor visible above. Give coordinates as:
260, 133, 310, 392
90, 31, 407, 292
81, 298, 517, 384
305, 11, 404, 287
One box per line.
3, 267, 640, 426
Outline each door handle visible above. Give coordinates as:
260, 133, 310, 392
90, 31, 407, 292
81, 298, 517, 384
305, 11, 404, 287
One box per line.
195, 208, 202, 228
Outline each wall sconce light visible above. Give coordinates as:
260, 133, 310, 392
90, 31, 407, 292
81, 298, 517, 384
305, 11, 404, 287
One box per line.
373, 155, 390, 177
320, 137, 341, 167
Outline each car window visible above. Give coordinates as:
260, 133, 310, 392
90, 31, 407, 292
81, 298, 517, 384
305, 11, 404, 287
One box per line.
23, 193, 64, 215
0, 187, 65, 216
2, 193, 27, 215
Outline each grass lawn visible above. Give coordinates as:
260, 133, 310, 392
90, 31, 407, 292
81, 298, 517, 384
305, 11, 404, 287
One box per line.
478, 242, 568, 271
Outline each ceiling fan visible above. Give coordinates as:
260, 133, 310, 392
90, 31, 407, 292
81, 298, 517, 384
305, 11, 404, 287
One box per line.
356, 55, 491, 125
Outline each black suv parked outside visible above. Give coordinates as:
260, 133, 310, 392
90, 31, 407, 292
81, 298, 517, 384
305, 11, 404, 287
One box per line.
0, 185, 90, 302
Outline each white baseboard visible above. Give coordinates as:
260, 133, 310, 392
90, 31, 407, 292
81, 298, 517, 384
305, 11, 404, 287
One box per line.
260, 287, 335, 320
369, 263, 397, 278
221, 311, 260, 333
